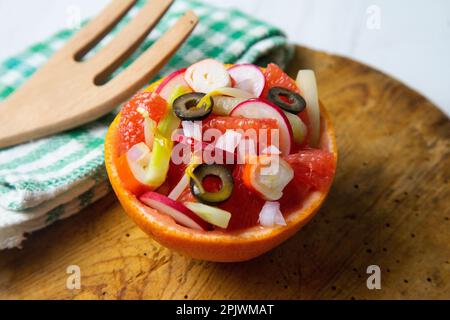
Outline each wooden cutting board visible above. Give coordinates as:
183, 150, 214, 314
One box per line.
0, 46, 449, 300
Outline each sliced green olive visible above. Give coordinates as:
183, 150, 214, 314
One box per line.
268, 87, 306, 114
189, 164, 233, 205
173, 92, 213, 121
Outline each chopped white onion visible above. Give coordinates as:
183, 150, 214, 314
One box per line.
261, 145, 281, 155
214, 130, 242, 154
126, 143, 151, 184
181, 121, 202, 140
252, 157, 294, 201
168, 174, 189, 201
274, 209, 287, 226
296, 70, 320, 147
258, 201, 287, 227
127, 142, 150, 167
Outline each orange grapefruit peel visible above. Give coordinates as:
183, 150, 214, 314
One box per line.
104, 71, 337, 262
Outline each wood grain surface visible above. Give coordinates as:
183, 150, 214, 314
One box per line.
0, 46, 449, 300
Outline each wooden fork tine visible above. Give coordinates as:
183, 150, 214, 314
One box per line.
90, 0, 174, 84
102, 10, 198, 99
62, 0, 137, 60
0, 4, 198, 148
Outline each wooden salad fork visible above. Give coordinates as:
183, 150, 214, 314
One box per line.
0, 0, 198, 148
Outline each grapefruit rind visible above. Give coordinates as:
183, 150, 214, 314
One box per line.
104, 71, 337, 262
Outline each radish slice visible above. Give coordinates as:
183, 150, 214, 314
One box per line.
168, 174, 189, 201
296, 70, 320, 147
140, 192, 210, 230
185, 59, 231, 93
258, 201, 287, 227
230, 99, 293, 155
184, 202, 232, 229
283, 111, 307, 145
212, 96, 246, 116
228, 64, 265, 97
156, 68, 191, 101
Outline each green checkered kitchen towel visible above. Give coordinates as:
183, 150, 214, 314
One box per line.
0, 0, 293, 249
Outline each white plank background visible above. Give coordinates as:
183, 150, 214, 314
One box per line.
0, 0, 449, 115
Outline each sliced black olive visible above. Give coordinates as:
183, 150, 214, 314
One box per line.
173, 92, 213, 121
268, 87, 306, 114
189, 164, 233, 205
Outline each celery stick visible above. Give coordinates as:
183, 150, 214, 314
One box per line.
143, 86, 187, 188
184, 202, 231, 229
145, 134, 173, 187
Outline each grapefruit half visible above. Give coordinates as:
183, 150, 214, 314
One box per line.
104, 70, 337, 262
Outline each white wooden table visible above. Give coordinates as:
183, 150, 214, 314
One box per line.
0, 0, 449, 115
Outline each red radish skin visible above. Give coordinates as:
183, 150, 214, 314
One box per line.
156, 68, 189, 100
140, 192, 211, 231
228, 64, 265, 97
230, 99, 293, 155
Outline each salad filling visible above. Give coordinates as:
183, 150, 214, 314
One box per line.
115, 59, 336, 231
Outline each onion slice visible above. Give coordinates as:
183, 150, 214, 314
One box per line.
283, 111, 307, 145
197, 87, 254, 116
212, 96, 246, 116
167, 174, 189, 201
243, 155, 294, 201
127, 142, 150, 166
126, 142, 151, 184
296, 70, 320, 147
211, 87, 255, 99
258, 201, 287, 227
